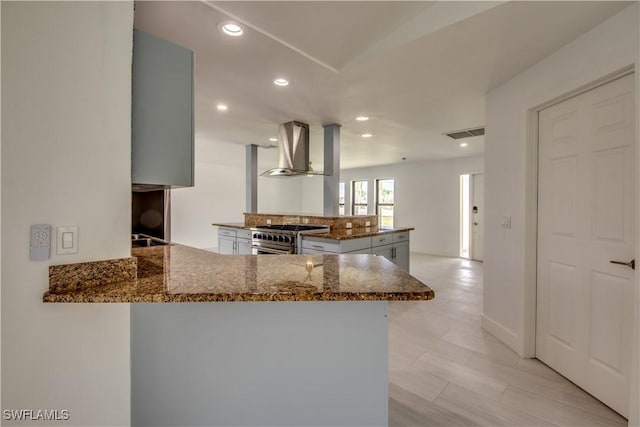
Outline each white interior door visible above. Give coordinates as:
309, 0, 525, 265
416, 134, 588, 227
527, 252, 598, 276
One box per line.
536, 73, 635, 417
471, 173, 484, 261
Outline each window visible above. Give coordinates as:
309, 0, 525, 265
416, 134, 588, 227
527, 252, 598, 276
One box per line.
338, 182, 345, 215
376, 179, 394, 228
351, 180, 368, 215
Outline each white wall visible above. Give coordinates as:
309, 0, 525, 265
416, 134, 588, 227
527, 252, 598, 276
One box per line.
171, 139, 246, 249
171, 141, 305, 250
173, 146, 483, 255
258, 178, 304, 215
302, 176, 324, 215
484, 2, 638, 363
338, 156, 483, 256
1, 2, 133, 426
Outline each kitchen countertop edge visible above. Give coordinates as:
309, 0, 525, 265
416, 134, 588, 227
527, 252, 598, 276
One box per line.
212, 222, 246, 229
43, 244, 434, 303
43, 290, 434, 303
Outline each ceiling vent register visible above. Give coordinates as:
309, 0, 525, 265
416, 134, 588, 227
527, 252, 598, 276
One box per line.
445, 127, 485, 140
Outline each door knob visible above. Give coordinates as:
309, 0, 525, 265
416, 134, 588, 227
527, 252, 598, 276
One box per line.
609, 259, 635, 270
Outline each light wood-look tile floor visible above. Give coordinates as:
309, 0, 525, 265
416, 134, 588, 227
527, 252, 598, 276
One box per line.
388, 253, 628, 427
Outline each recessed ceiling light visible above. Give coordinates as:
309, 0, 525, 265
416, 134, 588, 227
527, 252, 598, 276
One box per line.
355, 115, 370, 122
219, 21, 244, 37
269, 137, 278, 142
361, 133, 374, 138
273, 78, 289, 87
216, 103, 228, 111
460, 142, 468, 147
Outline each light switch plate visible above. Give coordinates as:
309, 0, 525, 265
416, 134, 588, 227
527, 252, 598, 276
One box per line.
56, 226, 79, 254
30, 224, 51, 261
365, 221, 371, 227
501, 216, 512, 229
346, 222, 352, 229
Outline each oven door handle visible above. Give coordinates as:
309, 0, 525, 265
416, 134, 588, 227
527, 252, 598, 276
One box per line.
251, 244, 293, 255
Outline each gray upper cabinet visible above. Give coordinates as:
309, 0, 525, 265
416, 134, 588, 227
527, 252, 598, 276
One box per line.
132, 30, 194, 187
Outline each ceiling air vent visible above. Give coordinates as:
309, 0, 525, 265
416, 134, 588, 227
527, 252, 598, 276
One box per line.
445, 127, 485, 140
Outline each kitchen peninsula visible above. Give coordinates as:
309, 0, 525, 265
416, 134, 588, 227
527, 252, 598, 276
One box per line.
43, 241, 433, 426
43, 244, 432, 303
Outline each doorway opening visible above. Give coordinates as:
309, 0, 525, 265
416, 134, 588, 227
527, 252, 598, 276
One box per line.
460, 173, 484, 260
460, 174, 470, 258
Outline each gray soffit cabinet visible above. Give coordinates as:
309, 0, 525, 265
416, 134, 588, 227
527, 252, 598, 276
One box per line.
132, 30, 194, 188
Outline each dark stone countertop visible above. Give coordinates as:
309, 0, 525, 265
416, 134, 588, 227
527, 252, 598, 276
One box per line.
43, 244, 434, 303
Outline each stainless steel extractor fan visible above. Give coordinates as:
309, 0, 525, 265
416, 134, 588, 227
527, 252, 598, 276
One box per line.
261, 121, 323, 177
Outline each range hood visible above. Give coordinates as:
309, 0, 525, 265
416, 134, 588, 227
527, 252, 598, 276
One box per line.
261, 121, 311, 177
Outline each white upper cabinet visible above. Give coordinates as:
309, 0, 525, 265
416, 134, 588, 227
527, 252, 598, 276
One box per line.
132, 30, 194, 188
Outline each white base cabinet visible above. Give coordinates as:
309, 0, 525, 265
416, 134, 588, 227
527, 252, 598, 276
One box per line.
236, 238, 252, 255
394, 240, 410, 271
218, 236, 236, 255
301, 236, 372, 255
301, 231, 410, 271
371, 244, 393, 260
218, 227, 252, 255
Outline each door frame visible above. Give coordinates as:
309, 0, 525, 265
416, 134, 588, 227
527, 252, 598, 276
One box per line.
523, 65, 637, 360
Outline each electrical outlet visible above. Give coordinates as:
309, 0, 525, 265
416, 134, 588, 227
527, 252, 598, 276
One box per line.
365, 221, 371, 227
30, 224, 51, 261
266, 219, 272, 225
346, 222, 352, 229
303, 218, 309, 224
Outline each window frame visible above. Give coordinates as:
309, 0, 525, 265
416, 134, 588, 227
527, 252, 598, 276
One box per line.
351, 180, 369, 216
338, 182, 346, 215
375, 178, 395, 228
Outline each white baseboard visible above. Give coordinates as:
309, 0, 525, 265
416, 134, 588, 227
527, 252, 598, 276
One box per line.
481, 314, 524, 356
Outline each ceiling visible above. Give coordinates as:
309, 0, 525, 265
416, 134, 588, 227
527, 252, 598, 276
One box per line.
134, 1, 631, 170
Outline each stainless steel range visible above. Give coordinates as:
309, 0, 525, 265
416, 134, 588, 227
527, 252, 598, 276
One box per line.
250, 224, 330, 254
